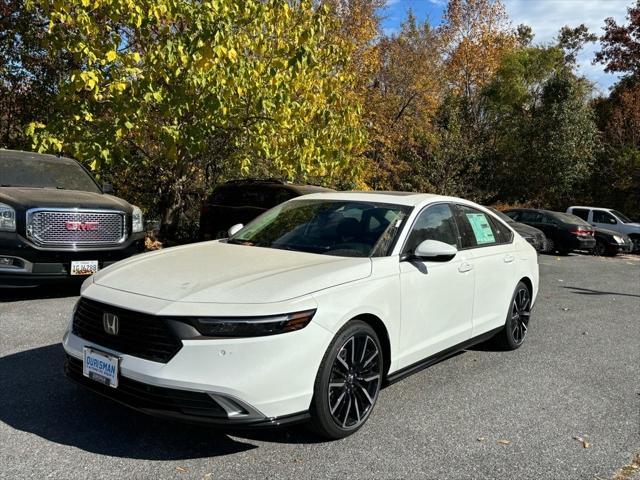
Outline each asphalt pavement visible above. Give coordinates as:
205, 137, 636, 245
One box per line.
1, 253, 639, 479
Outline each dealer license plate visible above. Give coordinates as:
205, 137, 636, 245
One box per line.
83, 347, 119, 388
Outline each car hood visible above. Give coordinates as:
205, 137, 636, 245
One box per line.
92, 241, 372, 304
0, 187, 131, 212
595, 227, 619, 236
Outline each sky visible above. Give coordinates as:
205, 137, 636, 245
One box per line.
381, 0, 633, 94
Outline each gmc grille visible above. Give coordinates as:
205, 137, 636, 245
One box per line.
72, 298, 183, 363
27, 209, 126, 248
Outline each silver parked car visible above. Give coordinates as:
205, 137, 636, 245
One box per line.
566, 206, 640, 252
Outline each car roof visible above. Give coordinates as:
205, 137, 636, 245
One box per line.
0, 149, 77, 165
292, 191, 462, 207
568, 206, 612, 211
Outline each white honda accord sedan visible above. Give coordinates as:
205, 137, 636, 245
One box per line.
63, 192, 538, 439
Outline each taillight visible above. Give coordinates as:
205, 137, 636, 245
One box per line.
570, 227, 594, 236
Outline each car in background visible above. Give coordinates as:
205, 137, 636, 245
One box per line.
64, 192, 538, 439
592, 228, 633, 257
504, 208, 595, 255
0, 150, 145, 286
486, 207, 547, 252
566, 206, 640, 252
199, 179, 334, 240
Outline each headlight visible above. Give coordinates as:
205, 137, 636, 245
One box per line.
613, 235, 624, 244
0, 203, 16, 232
190, 309, 316, 337
131, 205, 144, 233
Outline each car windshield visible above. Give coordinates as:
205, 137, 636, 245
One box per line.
487, 207, 514, 223
0, 154, 101, 193
551, 212, 590, 225
611, 210, 632, 223
228, 200, 410, 257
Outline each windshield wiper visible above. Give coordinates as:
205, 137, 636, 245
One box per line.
227, 238, 255, 246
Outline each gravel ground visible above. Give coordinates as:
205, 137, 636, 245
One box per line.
1, 253, 638, 479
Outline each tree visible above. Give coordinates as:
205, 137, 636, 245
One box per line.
27, 0, 366, 239
0, 0, 74, 149
594, 0, 640, 77
483, 45, 600, 205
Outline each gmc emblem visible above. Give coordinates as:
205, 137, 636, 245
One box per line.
65, 221, 99, 231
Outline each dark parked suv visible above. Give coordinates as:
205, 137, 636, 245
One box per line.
199, 179, 334, 240
0, 150, 145, 286
504, 208, 595, 255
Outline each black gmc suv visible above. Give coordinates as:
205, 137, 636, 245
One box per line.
0, 150, 145, 286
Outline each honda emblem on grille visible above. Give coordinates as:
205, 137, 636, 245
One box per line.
65, 221, 100, 231
103, 313, 119, 335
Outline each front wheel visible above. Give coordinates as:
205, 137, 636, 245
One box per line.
309, 321, 383, 439
494, 282, 532, 350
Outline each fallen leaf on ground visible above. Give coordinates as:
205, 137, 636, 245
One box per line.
176, 466, 189, 473
497, 439, 511, 445
573, 436, 591, 448
477, 437, 485, 442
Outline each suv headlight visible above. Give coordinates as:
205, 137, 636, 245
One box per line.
132, 206, 144, 233
190, 309, 317, 337
0, 203, 16, 232
613, 235, 624, 244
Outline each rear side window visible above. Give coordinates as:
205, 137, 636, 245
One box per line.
519, 211, 543, 223
571, 208, 590, 221
210, 186, 295, 207
454, 205, 500, 248
403, 203, 459, 253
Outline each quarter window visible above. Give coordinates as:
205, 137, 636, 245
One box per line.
403, 204, 459, 253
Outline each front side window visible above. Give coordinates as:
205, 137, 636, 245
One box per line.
403, 204, 458, 253
229, 200, 410, 257
455, 205, 500, 248
610, 210, 632, 223
593, 210, 617, 224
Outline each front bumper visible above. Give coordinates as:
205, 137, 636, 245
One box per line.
62, 315, 332, 424
0, 231, 144, 285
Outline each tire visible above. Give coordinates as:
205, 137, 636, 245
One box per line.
309, 320, 383, 440
592, 240, 606, 256
544, 238, 555, 254
493, 281, 532, 351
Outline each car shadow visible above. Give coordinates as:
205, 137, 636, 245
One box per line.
0, 344, 322, 459
0, 284, 81, 302
563, 286, 640, 299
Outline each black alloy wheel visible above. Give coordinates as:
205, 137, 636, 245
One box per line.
493, 281, 532, 350
310, 321, 382, 439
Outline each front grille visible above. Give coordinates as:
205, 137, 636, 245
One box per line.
27, 209, 126, 247
65, 356, 227, 418
72, 298, 183, 363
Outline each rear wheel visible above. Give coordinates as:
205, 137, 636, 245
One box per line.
309, 321, 383, 439
494, 282, 531, 350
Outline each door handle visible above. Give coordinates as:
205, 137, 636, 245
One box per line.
458, 262, 473, 273
503, 254, 515, 264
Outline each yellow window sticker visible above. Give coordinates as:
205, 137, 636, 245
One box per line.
466, 213, 495, 244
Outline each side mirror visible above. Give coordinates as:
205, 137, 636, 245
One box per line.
409, 239, 458, 261
228, 223, 244, 237
102, 182, 114, 194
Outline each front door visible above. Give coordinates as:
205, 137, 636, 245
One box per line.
398, 203, 475, 369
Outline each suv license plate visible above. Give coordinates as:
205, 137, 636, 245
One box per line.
71, 260, 99, 276
83, 347, 119, 388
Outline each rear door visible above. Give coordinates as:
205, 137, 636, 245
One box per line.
454, 205, 517, 336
